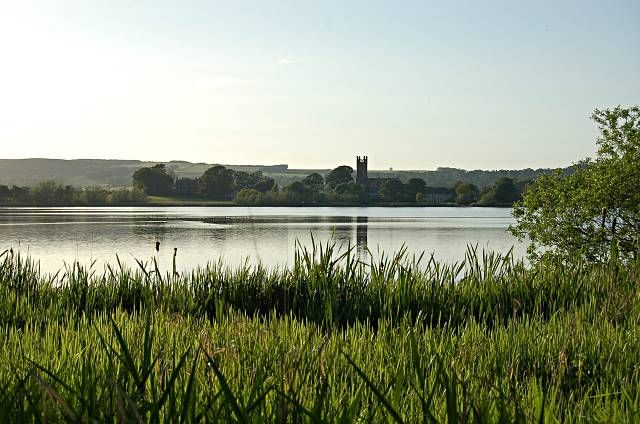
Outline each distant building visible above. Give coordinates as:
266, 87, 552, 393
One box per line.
355, 155, 396, 198
355, 155, 453, 204
356, 156, 368, 185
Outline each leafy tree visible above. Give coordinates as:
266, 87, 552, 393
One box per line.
31, 180, 75, 205
407, 178, 426, 197
0, 185, 9, 203
262, 189, 288, 204
334, 182, 350, 194
492, 177, 519, 203
514, 179, 532, 198
285, 181, 307, 202
235, 188, 264, 205
326, 166, 353, 189
477, 177, 518, 206
510, 106, 640, 262
132, 164, 173, 195
379, 179, 405, 202
175, 177, 199, 196
0, 181, 146, 206
286, 181, 306, 194
31, 180, 59, 205
8, 186, 31, 204
234, 171, 263, 191
253, 178, 275, 193
200, 165, 235, 199
331, 182, 366, 203
403, 178, 428, 203
453, 181, 480, 205
79, 187, 110, 205
107, 188, 147, 205
302, 173, 324, 192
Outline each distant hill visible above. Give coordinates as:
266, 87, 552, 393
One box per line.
0, 158, 567, 189
0, 159, 289, 187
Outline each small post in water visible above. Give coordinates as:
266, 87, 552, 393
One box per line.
173, 247, 178, 276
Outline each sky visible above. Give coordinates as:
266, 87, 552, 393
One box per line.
0, 1, 638, 170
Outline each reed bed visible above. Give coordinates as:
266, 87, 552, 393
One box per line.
0, 244, 638, 422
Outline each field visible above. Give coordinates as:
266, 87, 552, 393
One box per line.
1, 245, 639, 422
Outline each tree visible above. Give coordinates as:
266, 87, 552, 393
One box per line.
477, 177, 518, 206
132, 164, 173, 195
285, 181, 307, 202
404, 178, 427, 203
379, 179, 405, 202
332, 182, 366, 203
235, 188, 263, 205
31, 180, 58, 205
107, 188, 147, 205
0, 185, 9, 203
325, 166, 353, 189
510, 106, 640, 262
79, 187, 109, 205
253, 178, 275, 193
31, 180, 75, 205
453, 181, 480, 205
200, 165, 235, 199
407, 178, 426, 196
302, 173, 324, 192
9, 186, 30, 204
175, 177, 199, 196
234, 171, 264, 191
233, 170, 277, 194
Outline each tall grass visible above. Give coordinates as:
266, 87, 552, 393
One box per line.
0, 244, 639, 422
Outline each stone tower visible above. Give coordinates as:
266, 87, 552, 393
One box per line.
356, 156, 368, 185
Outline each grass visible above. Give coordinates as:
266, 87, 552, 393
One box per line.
0, 244, 639, 422
146, 195, 235, 206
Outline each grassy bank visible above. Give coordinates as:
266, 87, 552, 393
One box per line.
1, 246, 639, 422
146, 195, 235, 206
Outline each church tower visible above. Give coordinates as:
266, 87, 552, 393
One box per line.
356, 156, 368, 185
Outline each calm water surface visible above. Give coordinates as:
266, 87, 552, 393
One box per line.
0, 207, 526, 274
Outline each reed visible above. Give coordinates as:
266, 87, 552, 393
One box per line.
0, 244, 638, 422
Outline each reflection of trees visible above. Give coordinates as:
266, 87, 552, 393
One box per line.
326, 217, 369, 259
331, 222, 353, 245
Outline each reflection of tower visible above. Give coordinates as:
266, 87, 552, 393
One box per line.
356, 156, 368, 185
356, 216, 368, 254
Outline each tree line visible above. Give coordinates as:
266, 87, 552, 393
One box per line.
0, 164, 529, 207
0, 181, 146, 206
133, 163, 528, 206
0, 158, 566, 189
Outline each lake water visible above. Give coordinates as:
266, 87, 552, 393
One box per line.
0, 206, 526, 274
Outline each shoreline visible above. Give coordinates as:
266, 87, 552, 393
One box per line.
0, 202, 513, 208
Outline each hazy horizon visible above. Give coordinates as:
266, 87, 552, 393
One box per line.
1, 1, 639, 170
0, 156, 572, 172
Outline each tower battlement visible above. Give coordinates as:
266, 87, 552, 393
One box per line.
356, 155, 368, 185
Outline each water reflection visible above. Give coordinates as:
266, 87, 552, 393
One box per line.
0, 206, 526, 274
356, 216, 368, 259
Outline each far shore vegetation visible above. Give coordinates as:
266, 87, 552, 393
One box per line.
0, 163, 531, 208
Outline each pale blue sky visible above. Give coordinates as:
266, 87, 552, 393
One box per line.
1, 1, 638, 169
